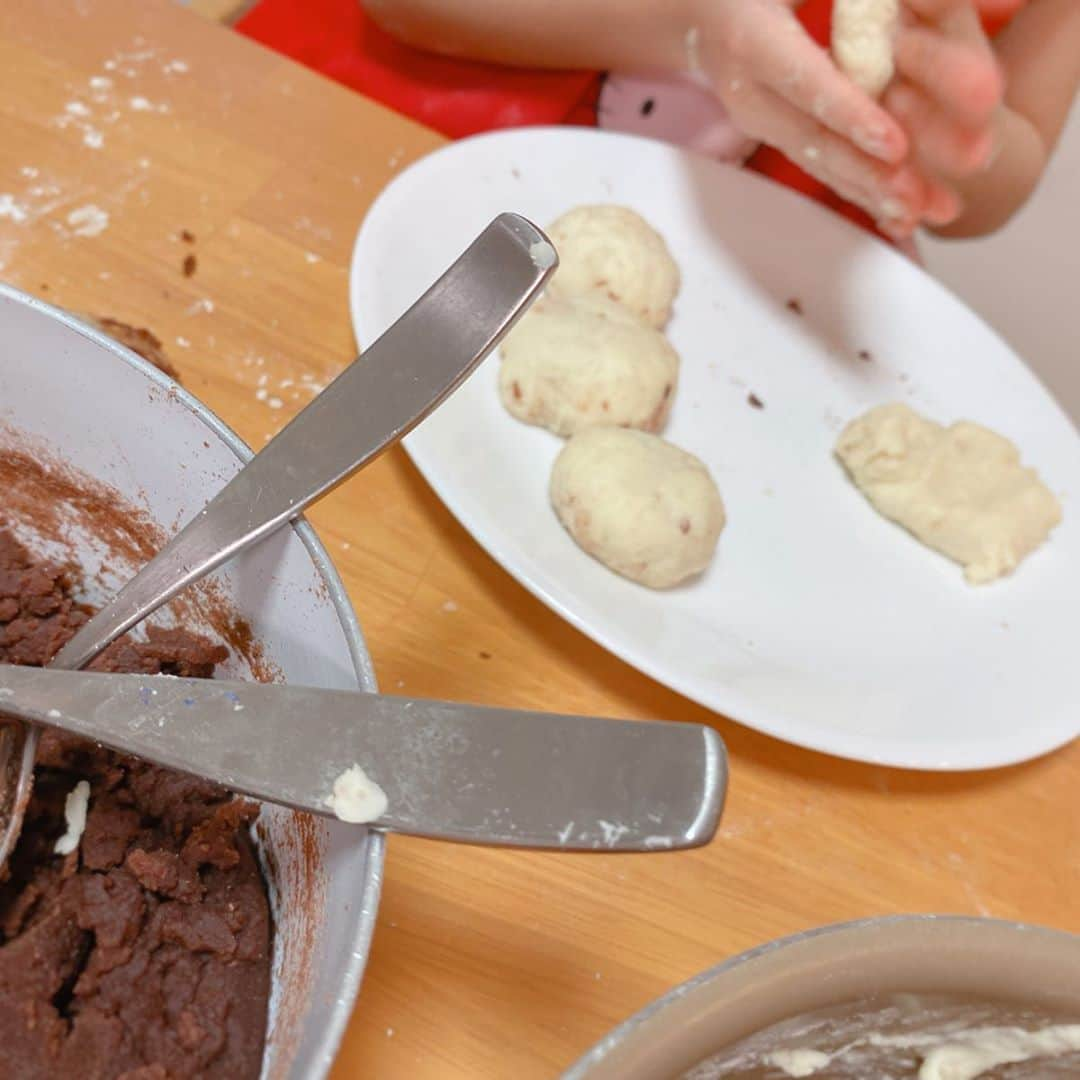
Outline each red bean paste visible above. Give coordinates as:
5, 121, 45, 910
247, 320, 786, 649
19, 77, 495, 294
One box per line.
0, 530, 270, 1079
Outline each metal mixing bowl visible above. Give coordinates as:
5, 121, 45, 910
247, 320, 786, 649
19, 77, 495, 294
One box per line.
0, 283, 380, 1079
564, 915, 1080, 1079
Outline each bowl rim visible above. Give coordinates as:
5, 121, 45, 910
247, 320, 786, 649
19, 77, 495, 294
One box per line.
561, 913, 1080, 1080
0, 281, 385, 1078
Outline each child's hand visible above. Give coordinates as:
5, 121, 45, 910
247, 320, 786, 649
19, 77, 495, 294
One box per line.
694, 0, 959, 235
885, 0, 1005, 193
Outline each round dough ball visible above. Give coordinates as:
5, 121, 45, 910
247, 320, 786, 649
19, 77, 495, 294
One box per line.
499, 294, 679, 437
546, 205, 680, 329
550, 427, 725, 589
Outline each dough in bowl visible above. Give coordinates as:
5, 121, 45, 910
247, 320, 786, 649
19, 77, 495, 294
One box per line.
499, 293, 679, 437
835, 402, 1062, 584
550, 427, 725, 588
546, 205, 680, 329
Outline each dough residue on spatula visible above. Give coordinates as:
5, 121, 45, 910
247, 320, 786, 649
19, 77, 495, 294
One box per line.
326, 763, 388, 824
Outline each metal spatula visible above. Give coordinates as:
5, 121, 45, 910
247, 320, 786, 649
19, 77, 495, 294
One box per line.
0, 666, 725, 851
0, 213, 556, 873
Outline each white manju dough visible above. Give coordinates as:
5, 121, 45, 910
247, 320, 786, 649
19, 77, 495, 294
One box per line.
550, 427, 725, 588
545, 205, 680, 329
499, 293, 679, 437
833, 0, 900, 97
835, 403, 1062, 584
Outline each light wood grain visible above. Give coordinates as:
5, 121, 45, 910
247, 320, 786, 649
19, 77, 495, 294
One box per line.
0, 4, 1076, 1078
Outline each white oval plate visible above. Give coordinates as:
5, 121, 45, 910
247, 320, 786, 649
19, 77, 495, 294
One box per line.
350, 127, 1079, 771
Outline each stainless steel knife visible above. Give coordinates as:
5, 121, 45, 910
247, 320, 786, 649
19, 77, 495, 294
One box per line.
0, 666, 726, 852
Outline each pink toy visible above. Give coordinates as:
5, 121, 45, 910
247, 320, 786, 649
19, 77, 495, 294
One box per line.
596, 72, 758, 164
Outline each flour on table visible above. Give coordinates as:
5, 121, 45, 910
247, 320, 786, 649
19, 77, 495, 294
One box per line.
49, 47, 180, 156
66, 203, 109, 237
129, 95, 167, 113
0, 194, 29, 224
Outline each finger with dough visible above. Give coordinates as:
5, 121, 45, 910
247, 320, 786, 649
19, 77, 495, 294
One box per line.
697, 0, 910, 163
727, 82, 959, 232
731, 2, 906, 157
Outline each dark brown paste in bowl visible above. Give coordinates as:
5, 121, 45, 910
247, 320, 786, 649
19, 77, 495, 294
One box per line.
0, 530, 271, 1079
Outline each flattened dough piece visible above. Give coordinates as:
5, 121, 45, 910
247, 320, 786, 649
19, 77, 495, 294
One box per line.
546, 205, 680, 329
499, 293, 679, 437
551, 427, 725, 588
832, 0, 900, 97
836, 403, 1062, 584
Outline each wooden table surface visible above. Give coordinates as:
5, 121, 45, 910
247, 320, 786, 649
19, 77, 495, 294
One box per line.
1, 3, 1076, 1077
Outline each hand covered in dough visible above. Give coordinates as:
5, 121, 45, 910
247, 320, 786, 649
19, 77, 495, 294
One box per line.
690, 0, 959, 235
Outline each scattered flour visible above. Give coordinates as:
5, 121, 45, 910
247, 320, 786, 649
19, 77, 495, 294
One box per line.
129, 95, 169, 114
0, 194, 29, 224
241, 355, 331, 409
47, 48, 180, 158
66, 203, 109, 237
